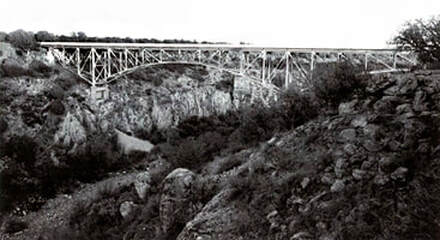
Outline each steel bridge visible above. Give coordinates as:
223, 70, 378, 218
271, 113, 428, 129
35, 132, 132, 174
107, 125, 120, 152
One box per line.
41, 42, 417, 96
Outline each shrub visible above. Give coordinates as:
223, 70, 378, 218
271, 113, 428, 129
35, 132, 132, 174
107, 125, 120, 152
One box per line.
392, 16, 440, 65
280, 87, 319, 128
46, 84, 64, 100
28, 59, 52, 77
0, 135, 40, 211
54, 71, 79, 90
49, 100, 65, 115
2, 217, 28, 234
164, 131, 227, 170
64, 134, 121, 182
310, 61, 367, 107
21, 104, 43, 127
0, 116, 7, 133
35, 31, 56, 42
2, 135, 38, 165
0, 59, 30, 77
0, 32, 8, 42
8, 29, 38, 50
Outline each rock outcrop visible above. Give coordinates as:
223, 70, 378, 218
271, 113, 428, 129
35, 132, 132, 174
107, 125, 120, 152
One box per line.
159, 168, 201, 233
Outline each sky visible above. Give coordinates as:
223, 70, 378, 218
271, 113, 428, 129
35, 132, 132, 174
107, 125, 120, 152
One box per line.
1, 0, 440, 48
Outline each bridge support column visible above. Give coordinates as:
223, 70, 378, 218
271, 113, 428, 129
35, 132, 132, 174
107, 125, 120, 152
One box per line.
285, 52, 290, 89
310, 52, 315, 71
365, 53, 369, 71
90, 85, 109, 102
91, 48, 96, 87
393, 53, 397, 69
76, 48, 80, 75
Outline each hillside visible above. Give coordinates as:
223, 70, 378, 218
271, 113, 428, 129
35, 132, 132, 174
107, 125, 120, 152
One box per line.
1, 42, 440, 240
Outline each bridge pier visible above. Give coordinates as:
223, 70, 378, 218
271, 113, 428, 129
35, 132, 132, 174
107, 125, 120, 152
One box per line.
90, 85, 109, 102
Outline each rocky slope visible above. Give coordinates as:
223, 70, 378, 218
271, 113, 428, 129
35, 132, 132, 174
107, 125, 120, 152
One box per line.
12, 70, 439, 240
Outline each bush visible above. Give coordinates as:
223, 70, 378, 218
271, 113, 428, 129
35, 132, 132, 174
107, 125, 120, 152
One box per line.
393, 16, 440, 65
8, 29, 38, 50
54, 71, 79, 90
281, 87, 319, 128
0, 116, 7, 133
28, 59, 52, 77
310, 61, 367, 107
2, 217, 28, 234
35, 31, 56, 42
49, 100, 65, 115
65, 134, 122, 182
163, 131, 227, 170
46, 84, 64, 100
0, 59, 30, 77
0, 135, 40, 211
0, 32, 8, 42
45, 188, 163, 240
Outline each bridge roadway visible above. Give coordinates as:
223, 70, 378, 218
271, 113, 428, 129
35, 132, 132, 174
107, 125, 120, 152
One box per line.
41, 42, 399, 53
40, 42, 417, 100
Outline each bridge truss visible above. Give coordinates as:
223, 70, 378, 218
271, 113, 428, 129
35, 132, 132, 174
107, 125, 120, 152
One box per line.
41, 42, 417, 90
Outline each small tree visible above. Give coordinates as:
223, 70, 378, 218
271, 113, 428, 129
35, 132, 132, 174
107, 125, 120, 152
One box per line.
392, 16, 440, 64
8, 29, 38, 50
0, 32, 8, 42
35, 30, 56, 42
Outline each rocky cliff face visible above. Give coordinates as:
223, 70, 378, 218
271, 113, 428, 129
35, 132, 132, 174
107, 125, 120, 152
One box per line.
170, 71, 440, 240
0, 45, 277, 151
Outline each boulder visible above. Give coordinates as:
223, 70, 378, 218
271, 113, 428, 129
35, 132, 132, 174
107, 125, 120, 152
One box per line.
330, 179, 345, 192
352, 169, 367, 180
390, 167, 408, 181
160, 168, 200, 233
119, 201, 136, 219
351, 115, 368, 128
334, 158, 348, 178
338, 100, 357, 115
134, 171, 152, 200
177, 189, 261, 240
53, 112, 86, 147
338, 129, 357, 143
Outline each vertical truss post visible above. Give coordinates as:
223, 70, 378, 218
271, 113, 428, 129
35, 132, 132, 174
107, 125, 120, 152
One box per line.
159, 50, 163, 63
310, 51, 315, 71
76, 48, 80, 75
262, 50, 266, 83
61, 48, 66, 64
124, 48, 128, 70
393, 52, 397, 69
198, 50, 202, 63
267, 53, 271, 84
218, 50, 223, 67
119, 52, 123, 71
91, 48, 96, 86
364, 53, 369, 71
285, 52, 290, 89
107, 48, 111, 78
135, 51, 139, 66
239, 51, 245, 74
141, 49, 145, 64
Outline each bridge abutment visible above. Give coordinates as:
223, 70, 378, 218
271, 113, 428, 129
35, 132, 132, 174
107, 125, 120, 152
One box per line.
90, 85, 109, 102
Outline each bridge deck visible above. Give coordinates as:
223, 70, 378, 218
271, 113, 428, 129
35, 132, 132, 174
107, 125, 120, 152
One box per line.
40, 42, 398, 53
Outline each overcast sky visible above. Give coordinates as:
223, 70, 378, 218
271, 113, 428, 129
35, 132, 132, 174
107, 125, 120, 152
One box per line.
2, 0, 440, 48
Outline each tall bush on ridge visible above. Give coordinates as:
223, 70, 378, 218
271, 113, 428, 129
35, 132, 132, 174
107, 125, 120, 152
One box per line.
310, 61, 367, 107
8, 29, 38, 50
393, 16, 440, 65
